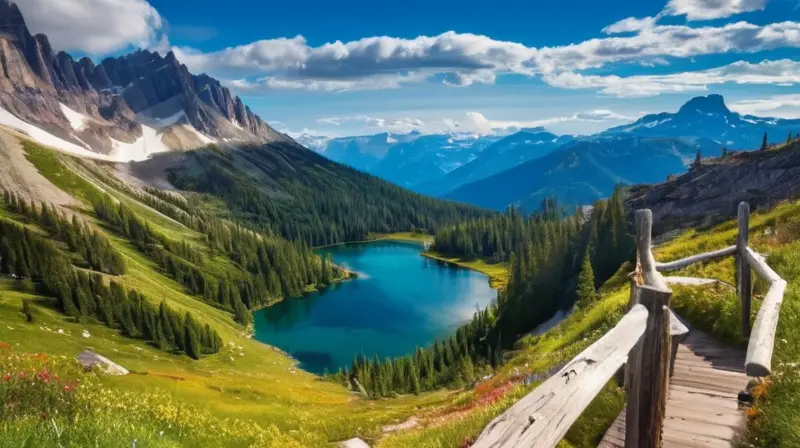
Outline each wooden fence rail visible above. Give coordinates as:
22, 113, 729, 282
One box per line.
472, 202, 787, 448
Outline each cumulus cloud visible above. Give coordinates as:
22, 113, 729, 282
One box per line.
17, 0, 165, 54
316, 116, 425, 131
172, 31, 536, 92
543, 59, 800, 97
171, 17, 800, 93
312, 110, 633, 136
729, 94, 800, 117
602, 16, 658, 34
441, 110, 635, 135
665, 0, 766, 20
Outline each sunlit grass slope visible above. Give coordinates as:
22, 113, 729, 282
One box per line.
1, 140, 456, 447
381, 199, 800, 447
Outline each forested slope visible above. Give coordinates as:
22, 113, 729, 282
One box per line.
130, 140, 493, 246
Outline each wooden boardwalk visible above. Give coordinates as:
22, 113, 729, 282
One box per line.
599, 325, 749, 448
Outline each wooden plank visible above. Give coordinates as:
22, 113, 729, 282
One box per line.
471, 305, 648, 448
669, 310, 689, 337
737, 202, 752, 339
665, 406, 744, 427
655, 246, 736, 272
746, 278, 787, 377
668, 383, 741, 400
626, 284, 672, 448
664, 276, 735, 289
746, 247, 782, 284
601, 322, 747, 448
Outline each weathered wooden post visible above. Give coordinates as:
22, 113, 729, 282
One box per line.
737, 202, 752, 339
626, 209, 671, 448
627, 284, 672, 448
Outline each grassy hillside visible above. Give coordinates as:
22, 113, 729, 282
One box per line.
0, 138, 458, 446
379, 199, 800, 447
3, 132, 799, 447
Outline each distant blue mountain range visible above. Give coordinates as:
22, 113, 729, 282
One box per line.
298, 95, 800, 211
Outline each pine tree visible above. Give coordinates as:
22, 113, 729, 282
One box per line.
234, 299, 251, 326
576, 252, 597, 308
21, 299, 35, 323
184, 313, 202, 359
788, 133, 794, 145
761, 132, 769, 151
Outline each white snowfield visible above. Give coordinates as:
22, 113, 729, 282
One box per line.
108, 123, 172, 162
0, 106, 217, 162
0, 106, 110, 160
59, 103, 87, 130
184, 124, 216, 145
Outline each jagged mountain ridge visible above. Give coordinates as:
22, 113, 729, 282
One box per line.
0, 0, 285, 160
605, 94, 800, 148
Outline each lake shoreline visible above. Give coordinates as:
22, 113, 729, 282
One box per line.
252, 240, 497, 375
314, 232, 433, 249
420, 251, 509, 290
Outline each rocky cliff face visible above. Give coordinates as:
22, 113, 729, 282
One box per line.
0, 0, 285, 158
627, 138, 800, 235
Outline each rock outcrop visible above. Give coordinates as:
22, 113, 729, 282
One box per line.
627, 138, 800, 235
76, 350, 129, 376
0, 0, 285, 158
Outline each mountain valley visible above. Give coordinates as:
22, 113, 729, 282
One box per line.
1, 1, 800, 447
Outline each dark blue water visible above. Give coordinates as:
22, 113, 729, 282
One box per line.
253, 241, 497, 374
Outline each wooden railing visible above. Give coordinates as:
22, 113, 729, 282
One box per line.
472, 202, 786, 448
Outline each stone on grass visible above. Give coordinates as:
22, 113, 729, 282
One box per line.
339, 438, 370, 448
76, 350, 129, 375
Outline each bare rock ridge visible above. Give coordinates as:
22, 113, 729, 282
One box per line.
0, 0, 285, 158
627, 137, 800, 235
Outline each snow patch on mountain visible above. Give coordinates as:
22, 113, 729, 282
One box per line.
183, 125, 216, 145
109, 125, 171, 162
59, 104, 88, 131
0, 106, 110, 160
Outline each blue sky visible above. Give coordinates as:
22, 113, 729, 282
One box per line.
19, 0, 800, 136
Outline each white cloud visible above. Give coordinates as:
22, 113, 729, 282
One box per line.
543, 59, 800, 97
171, 18, 800, 93
17, 0, 164, 54
602, 16, 658, 34
310, 110, 633, 137
440, 110, 635, 135
665, 0, 765, 20
729, 94, 800, 117
316, 116, 425, 132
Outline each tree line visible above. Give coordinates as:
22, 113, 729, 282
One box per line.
0, 218, 221, 358
164, 145, 494, 247
88, 189, 343, 326
342, 189, 633, 397
3, 190, 125, 275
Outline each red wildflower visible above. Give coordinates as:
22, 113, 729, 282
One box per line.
2, 373, 10, 381
35, 353, 47, 360
18, 372, 25, 379
0, 341, 10, 350
36, 369, 51, 382
63, 384, 73, 392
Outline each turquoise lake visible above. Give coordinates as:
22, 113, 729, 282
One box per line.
253, 240, 497, 374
